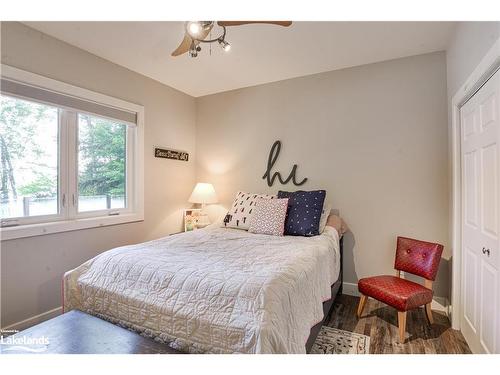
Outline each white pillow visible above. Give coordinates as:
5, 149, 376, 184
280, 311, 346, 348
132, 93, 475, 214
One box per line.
319, 202, 332, 233
223, 191, 275, 230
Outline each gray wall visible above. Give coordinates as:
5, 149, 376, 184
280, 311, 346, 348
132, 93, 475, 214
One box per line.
0, 22, 197, 327
446, 22, 500, 99
196, 52, 450, 298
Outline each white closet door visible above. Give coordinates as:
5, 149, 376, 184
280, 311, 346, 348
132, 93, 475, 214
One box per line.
461, 69, 500, 354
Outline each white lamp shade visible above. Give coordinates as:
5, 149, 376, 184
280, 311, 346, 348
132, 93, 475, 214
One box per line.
188, 182, 218, 204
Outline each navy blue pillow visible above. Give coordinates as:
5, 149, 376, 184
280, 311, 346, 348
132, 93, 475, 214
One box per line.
277, 190, 326, 236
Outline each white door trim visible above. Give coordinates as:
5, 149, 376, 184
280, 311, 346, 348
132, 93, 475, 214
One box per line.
451, 36, 500, 330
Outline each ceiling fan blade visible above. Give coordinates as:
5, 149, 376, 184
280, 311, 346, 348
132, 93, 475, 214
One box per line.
171, 23, 214, 57
217, 21, 292, 27
171, 33, 193, 56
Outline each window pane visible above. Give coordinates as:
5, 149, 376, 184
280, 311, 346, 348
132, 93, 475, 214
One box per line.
0, 95, 59, 219
78, 114, 126, 212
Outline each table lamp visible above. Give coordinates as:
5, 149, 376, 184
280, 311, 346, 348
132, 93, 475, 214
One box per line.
188, 182, 218, 228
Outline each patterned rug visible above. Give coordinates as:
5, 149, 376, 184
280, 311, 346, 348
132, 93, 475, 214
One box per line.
311, 326, 371, 354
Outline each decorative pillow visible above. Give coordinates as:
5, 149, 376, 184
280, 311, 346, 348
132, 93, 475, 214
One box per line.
278, 190, 326, 236
223, 191, 275, 230
326, 214, 348, 235
248, 198, 289, 236
319, 201, 332, 233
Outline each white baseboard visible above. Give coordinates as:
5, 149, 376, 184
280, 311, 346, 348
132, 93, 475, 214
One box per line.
431, 297, 450, 316
1, 306, 62, 332
342, 282, 450, 317
342, 282, 360, 297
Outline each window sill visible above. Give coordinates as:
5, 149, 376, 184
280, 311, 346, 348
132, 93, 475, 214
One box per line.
0, 213, 144, 241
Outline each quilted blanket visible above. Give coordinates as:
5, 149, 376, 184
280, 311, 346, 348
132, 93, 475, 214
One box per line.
63, 226, 340, 353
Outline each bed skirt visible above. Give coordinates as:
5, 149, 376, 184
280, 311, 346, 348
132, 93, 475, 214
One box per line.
305, 235, 344, 353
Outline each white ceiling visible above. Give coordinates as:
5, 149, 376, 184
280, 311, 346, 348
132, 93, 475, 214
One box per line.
24, 21, 456, 97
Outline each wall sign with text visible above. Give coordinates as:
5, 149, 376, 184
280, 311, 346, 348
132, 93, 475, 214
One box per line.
262, 140, 308, 187
154, 147, 189, 161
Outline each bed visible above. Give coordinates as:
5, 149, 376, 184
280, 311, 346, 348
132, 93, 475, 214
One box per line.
63, 224, 343, 354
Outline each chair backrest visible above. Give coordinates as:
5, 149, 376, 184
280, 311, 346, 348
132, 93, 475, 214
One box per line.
394, 236, 444, 281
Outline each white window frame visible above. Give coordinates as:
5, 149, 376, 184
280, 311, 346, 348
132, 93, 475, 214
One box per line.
0, 65, 144, 240
72, 111, 135, 219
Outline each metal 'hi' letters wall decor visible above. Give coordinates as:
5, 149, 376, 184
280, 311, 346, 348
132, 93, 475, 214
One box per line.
262, 140, 308, 187
154, 147, 189, 161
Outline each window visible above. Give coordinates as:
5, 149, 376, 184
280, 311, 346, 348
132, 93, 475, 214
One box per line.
1, 96, 59, 220
0, 65, 144, 240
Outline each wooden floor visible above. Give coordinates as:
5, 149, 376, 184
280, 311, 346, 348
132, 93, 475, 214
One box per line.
326, 294, 471, 354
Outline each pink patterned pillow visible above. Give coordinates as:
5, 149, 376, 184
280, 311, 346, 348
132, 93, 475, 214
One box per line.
248, 198, 289, 236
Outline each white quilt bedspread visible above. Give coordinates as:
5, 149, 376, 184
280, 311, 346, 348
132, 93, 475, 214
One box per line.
63, 226, 340, 353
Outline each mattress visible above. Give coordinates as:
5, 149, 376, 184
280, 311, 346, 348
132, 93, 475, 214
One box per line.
63, 226, 340, 353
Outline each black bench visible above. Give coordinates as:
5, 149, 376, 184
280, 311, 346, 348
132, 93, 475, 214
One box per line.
1, 310, 181, 354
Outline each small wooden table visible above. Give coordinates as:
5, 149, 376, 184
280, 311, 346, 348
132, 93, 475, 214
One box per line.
0, 310, 181, 354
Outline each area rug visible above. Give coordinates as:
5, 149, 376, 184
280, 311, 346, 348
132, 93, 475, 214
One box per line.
310, 326, 371, 354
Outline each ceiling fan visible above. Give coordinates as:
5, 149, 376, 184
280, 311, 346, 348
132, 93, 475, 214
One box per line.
171, 21, 292, 58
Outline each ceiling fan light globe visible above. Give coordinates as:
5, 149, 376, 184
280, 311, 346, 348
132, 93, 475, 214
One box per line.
218, 39, 231, 52
187, 21, 202, 36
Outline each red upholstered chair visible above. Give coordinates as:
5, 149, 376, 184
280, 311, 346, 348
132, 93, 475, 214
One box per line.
357, 236, 444, 343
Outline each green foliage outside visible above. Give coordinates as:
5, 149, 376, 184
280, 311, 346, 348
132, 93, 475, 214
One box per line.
0, 95, 53, 200
78, 114, 126, 197
18, 174, 57, 198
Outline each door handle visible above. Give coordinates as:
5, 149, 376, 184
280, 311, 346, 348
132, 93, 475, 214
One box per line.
482, 247, 491, 257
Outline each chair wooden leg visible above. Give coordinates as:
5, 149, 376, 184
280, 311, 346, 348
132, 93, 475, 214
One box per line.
357, 294, 367, 318
397, 311, 407, 343
425, 303, 434, 324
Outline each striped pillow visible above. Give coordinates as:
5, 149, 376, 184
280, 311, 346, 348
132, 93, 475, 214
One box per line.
223, 191, 275, 230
